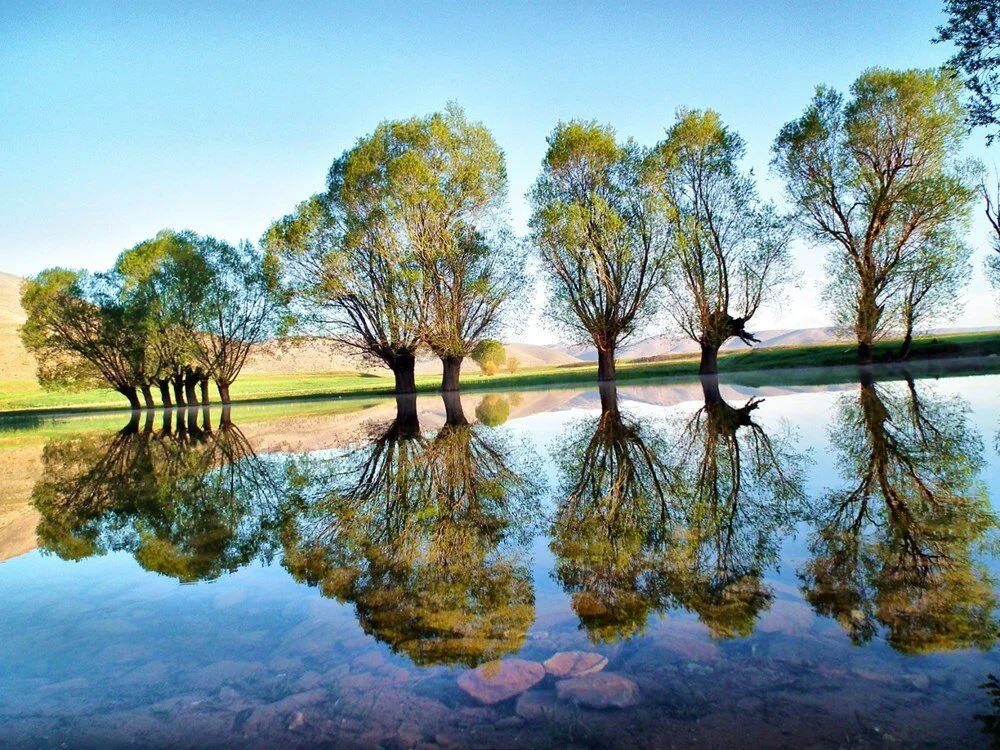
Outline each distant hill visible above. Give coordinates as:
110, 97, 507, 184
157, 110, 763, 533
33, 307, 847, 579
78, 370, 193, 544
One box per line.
550, 325, 1000, 361
0, 272, 35, 382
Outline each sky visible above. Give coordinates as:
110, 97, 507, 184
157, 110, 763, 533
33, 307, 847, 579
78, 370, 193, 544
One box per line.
2, 0, 997, 344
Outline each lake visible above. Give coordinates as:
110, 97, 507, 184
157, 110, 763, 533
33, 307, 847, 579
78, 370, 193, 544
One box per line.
2, 368, 999, 748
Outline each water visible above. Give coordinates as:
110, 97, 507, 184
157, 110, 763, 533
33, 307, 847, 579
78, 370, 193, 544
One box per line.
2, 370, 1000, 748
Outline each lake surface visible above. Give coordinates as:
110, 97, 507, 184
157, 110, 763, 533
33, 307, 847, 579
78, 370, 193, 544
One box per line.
2, 369, 1000, 748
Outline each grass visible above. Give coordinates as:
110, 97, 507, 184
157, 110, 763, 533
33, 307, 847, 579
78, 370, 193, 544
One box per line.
1, 330, 998, 417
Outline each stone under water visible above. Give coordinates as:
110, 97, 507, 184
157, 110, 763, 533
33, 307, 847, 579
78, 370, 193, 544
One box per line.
457, 659, 545, 705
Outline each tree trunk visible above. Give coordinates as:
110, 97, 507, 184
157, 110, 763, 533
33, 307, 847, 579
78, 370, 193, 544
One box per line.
173, 373, 186, 407
184, 371, 199, 405
857, 340, 874, 366
186, 406, 200, 436
597, 346, 616, 382
699, 374, 724, 405
220, 405, 233, 427
394, 395, 420, 438
140, 384, 155, 410
442, 391, 468, 426
120, 385, 141, 411
122, 411, 141, 434
201, 405, 212, 433
160, 410, 173, 436
699, 344, 720, 375
199, 377, 210, 405
441, 355, 463, 392
390, 352, 417, 395
216, 381, 232, 405
142, 410, 155, 433
899, 330, 913, 361
598, 381, 619, 416
157, 379, 172, 408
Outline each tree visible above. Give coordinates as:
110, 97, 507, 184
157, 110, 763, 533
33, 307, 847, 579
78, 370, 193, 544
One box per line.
281, 396, 544, 666
407, 107, 524, 392
190, 239, 286, 404
475, 394, 510, 426
800, 374, 997, 653
264, 159, 426, 395
471, 338, 506, 373
506, 355, 521, 374
936, 0, 1000, 142
114, 230, 212, 407
896, 230, 973, 358
21, 269, 150, 409
650, 109, 793, 374
982, 179, 1000, 296
530, 121, 667, 381
773, 68, 977, 364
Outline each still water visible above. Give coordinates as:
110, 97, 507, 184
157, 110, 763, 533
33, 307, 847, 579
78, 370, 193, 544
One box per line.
2, 370, 999, 748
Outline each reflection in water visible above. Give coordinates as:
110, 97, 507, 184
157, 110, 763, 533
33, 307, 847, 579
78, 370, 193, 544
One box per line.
281, 393, 545, 667
550, 381, 808, 642
32, 407, 287, 582
801, 374, 998, 653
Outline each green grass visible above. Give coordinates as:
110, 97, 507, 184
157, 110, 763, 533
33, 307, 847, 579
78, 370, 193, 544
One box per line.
1, 331, 998, 417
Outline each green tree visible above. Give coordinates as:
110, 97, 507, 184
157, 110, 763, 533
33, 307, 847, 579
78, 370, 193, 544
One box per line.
21, 269, 150, 409
471, 338, 506, 376
475, 394, 510, 426
32, 409, 288, 582
800, 374, 998, 653
407, 106, 524, 392
114, 230, 212, 407
936, 0, 1000, 142
530, 121, 668, 382
649, 109, 793, 374
282, 395, 544, 666
190, 239, 287, 404
773, 68, 977, 364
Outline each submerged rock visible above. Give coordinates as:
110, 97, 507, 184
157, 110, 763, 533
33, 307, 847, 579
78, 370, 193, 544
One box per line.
555, 672, 640, 709
543, 651, 608, 678
457, 659, 545, 705
515, 690, 558, 720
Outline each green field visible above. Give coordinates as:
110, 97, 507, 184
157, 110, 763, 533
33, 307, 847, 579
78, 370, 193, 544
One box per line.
2, 331, 998, 416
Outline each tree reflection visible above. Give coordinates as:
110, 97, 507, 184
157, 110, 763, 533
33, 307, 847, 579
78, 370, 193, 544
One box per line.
550, 380, 808, 642
32, 407, 287, 582
800, 373, 998, 653
282, 394, 544, 667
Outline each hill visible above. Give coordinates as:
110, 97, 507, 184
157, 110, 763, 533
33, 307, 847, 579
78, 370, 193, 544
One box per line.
0, 273, 35, 382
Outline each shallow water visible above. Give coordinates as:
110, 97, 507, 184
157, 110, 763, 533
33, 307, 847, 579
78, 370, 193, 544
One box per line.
2, 370, 1000, 748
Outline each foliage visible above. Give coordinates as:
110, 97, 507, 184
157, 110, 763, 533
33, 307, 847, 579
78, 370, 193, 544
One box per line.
936, 0, 1000, 142
649, 109, 793, 369
773, 68, 977, 361
529, 120, 669, 378
472, 338, 506, 370
800, 376, 998, 653
506, 355, 522, 374
281, 398, 545, 666
475, 394, 510, 425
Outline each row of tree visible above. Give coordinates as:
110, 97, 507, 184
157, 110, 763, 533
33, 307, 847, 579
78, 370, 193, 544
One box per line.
263, 67, 987, 396
32, 375, 996, 660
23, 51, 1000, 405
21, 231, 286, 409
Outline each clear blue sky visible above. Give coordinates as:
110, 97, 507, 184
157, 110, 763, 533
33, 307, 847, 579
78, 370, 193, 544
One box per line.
2, 0, 996, 341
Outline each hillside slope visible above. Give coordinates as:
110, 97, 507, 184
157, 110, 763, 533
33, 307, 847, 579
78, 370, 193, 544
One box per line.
0, 272, 35, 382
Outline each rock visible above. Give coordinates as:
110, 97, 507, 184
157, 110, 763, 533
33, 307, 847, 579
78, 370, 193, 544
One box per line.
555, 673, 640, 709
905, 673, 931, 691
457, 659, 545, 705
189, 660, 265, 689
288, 712, 305, 731
495, 716, 525, 729
515, 690, 558, 720
543, 651, 608, 678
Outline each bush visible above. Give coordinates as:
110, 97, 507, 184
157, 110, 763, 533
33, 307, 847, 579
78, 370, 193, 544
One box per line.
472, 339, 506, 373
482, 361, 499, 376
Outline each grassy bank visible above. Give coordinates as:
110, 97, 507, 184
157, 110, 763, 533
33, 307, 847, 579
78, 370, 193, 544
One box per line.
1, 331, 998, 416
